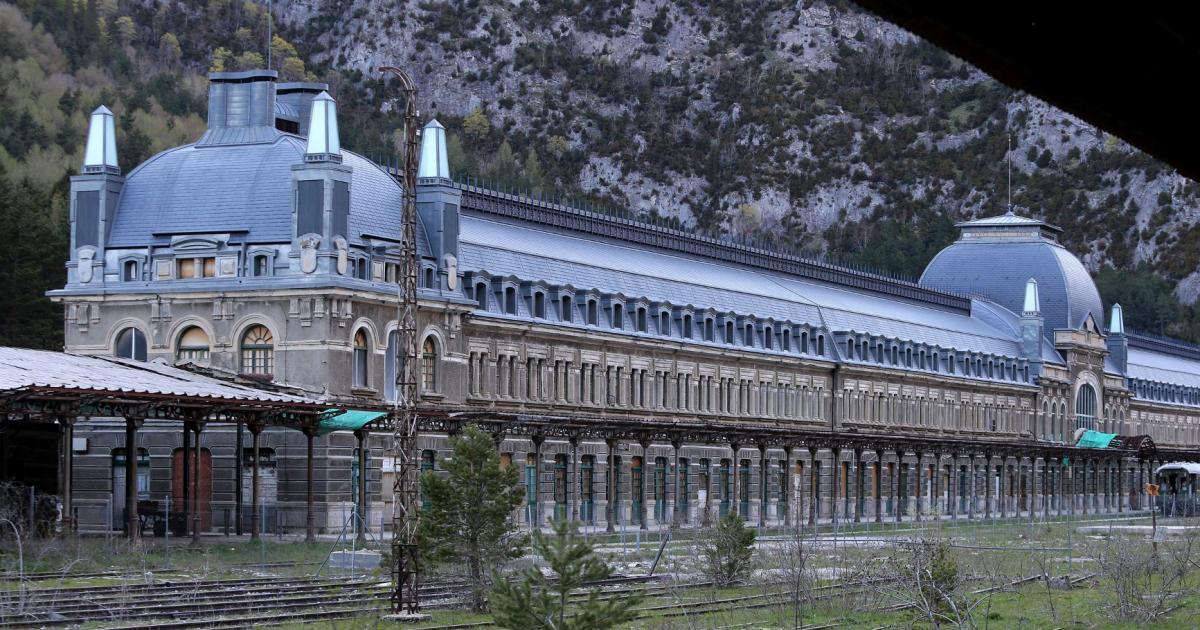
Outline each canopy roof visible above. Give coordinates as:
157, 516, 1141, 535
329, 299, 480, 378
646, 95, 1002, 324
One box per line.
317, 409, 387, 435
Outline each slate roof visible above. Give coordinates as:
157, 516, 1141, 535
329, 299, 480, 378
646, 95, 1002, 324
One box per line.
1127, 347, 1200, 389
920, 236, 1103, 334
0, 347, 316, 404
460, 214, 1042, 364
956, 212, 1061, 231
107, 135, 411, 250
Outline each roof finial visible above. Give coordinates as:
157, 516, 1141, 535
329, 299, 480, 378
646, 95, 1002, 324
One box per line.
418, 119, 450, 180
1110, 303, 1125, 335
304, 92, 341, 163
1006, 134, 1013, 216
1023, 277, 1040, 315
83, 105, 119, 175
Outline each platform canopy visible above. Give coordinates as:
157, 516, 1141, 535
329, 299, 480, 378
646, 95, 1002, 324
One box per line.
1076, 430, 1120, 449
0, 346, 333, 426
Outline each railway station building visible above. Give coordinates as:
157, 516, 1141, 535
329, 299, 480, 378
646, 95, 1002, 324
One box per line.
21, 69, 1200, 535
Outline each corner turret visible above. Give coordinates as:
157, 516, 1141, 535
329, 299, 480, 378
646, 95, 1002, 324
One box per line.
416, 119, 461, 292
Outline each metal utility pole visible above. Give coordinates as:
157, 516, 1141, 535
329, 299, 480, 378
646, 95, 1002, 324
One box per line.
379, 65, 421, 616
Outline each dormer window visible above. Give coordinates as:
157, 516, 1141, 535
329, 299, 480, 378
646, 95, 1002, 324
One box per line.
704, 317, 715, 342
533, 292, 546, 318
744, 323, 754, 347
817, 335, 825, 355
763, 326, 773, 350
424, 267, 435, 289
587, 299, 598, 325
801, 331, 809, 353
356, 259, 368, 280
636, 307, 647, 332
123, 260, 139, 281
659, 311, 670, 336
725, 321, 734, 345
612, 304, 624, 329
505, 287, 518, 314
682, 314, 693, 339
253, 255, 270, 277
475, 282, 488, 309
561, 296, 573, 322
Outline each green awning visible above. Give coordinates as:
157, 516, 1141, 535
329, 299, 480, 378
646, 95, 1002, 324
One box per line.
317, 409, 387, 436
1075, 429, 1119, 449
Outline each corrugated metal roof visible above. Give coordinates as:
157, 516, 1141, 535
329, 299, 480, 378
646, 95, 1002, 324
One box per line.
956, 212, 1060, 231
107, 136, 412, 251
460, 215, 1031, 359
0, 347, 314, 404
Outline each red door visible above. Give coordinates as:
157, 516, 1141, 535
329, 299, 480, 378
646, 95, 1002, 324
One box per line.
172, 448, 213, 530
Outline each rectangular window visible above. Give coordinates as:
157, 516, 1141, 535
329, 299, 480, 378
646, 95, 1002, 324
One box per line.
75, 191, 100, 247
332, 180, 350, 237
297, 180, 324, 235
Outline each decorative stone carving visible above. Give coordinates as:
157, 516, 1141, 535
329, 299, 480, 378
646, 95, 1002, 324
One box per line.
77, 248, 95, 283
444, 253, 458, 290
300, 234, 321, 274
334, 237, 348, 275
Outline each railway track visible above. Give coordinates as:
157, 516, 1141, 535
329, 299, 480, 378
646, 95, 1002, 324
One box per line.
0, 560, 320, 583
0, 573, 657, 629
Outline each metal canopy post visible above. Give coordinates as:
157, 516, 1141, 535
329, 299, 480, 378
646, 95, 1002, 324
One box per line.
124, 416, 139, 539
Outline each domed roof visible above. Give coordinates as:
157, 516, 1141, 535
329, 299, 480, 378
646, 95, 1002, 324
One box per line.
919, 212, 1103, 333
107, 135, 405, 248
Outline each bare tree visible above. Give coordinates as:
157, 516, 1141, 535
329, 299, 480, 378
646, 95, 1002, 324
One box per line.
1093, 531, 1199, 622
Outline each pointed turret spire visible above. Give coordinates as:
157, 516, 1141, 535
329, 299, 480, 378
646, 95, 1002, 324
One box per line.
418, 119, 450, 180
1023, 277, 1040, 315
304, 92, 341, 163
83, 105, 119, 175
1109, 303, 1125, 335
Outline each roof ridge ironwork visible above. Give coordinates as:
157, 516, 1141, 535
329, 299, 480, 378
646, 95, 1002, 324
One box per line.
1127, 329, 1200, 360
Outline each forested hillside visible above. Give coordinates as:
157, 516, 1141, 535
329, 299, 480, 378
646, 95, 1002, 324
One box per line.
3, 0, 1200, 349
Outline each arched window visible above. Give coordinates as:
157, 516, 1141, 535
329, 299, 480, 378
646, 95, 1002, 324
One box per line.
253, 255, 270, 277
744, 323, 754, 347
636, 307, 647, 332
123, 260, 139, 281
115, 327, 147, 362
240, 325, 274, 376
421, 337, 438, 393
353, 329, 369, 388
659, 311, 670, 335
682, 314, 693, 338
612, 304, 624, 329
704, 317, 715, 342
763, 326, 773, 349
817, 335, 824, 355
587, 299, 598, 325
561, 296, 573, 322
1076, 384, 1097, 431
176, 326, 210, 363
725, 321, 735, 344
423, 267, 435, 289
533, 292, 546, 318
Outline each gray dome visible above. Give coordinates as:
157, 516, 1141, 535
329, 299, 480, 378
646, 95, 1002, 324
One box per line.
919, 213, 1103, 333
107, 135, 404, 247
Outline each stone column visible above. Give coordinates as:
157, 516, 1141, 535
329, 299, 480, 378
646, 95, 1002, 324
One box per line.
192, 423, 203, 545
758, 443, 768, 528
783, 446, 793, 527
729, 441, 741, 521
853, 447, 863, 523
532, 435, 544, 529
673, 440, 683, 528
305, 427, 315, 543
808, 446, 818, 526
874, 449, 884, 524
605, 437, 616, 532
355, 430, 368, 543
894, 452, 903, 524
250, 423, 262, 541
124, 416, 140, 539
569, 437, 579, 523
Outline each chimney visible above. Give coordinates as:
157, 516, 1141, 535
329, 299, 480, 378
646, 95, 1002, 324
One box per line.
1107, 303, 1128, 374
199, 69, 280, 146
416, 119, 461, 293
1019, 278, 1044, 378
69, 105, 125, 284
277, 82, 329, 136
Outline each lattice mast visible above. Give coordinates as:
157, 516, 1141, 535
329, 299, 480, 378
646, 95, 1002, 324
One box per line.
380, 66, 421, 615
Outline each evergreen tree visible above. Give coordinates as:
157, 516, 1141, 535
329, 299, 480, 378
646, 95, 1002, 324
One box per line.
491, 518, 641, 630
418, 424, 526, 612
696, 511, 757, 587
